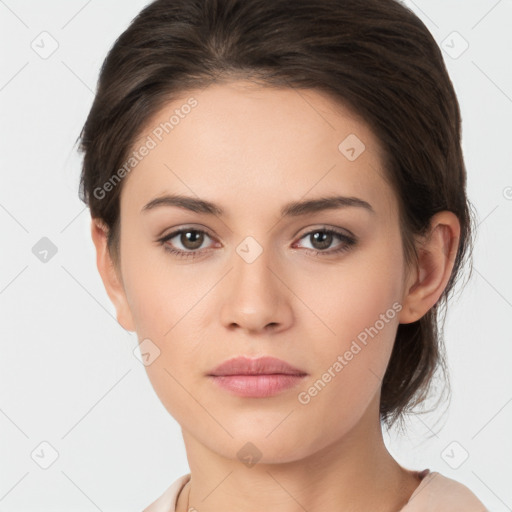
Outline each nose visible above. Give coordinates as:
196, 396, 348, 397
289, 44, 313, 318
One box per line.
219, 239, 294, 334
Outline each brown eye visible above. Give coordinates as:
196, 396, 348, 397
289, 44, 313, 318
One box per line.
309, 231, 334, 250
295, 228, 357, 256
158, 228, 215, 259
179, 230, 205, 250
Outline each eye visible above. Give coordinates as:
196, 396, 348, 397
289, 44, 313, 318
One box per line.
157, 226, 357, 259
294, 227, 357, 256
157, 227, 217, 259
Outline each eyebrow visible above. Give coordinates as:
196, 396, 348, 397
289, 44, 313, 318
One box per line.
141, 193, 375, 217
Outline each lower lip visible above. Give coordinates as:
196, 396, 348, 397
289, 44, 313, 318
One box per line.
209, 374, 307, 398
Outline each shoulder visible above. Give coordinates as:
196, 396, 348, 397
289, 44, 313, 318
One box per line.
403, 471, 488, 512
143, 473, 191, 512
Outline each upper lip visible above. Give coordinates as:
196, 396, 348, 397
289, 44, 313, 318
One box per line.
208, 356, 307, 376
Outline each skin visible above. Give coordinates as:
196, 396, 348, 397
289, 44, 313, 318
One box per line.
91, 80, 460, 512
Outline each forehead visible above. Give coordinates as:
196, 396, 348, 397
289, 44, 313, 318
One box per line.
121, 80, 396, 222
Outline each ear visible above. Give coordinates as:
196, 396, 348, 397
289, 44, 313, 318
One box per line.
90, 218, 136, 332
398, 211, 461, 324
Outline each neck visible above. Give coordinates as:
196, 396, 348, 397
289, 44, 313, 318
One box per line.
176, 400, 421, 512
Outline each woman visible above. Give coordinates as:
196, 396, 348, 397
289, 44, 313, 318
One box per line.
78, 0, 488, 510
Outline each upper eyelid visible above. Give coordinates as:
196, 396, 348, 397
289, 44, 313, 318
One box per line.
159, 226, 215, 241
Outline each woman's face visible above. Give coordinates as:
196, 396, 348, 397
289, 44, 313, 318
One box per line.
113, 80, 414, 463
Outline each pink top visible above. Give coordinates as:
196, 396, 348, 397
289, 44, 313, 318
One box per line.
143, 469, 488, 511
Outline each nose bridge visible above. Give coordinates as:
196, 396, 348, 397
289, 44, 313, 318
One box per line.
218, 233, 292, 332
232, 233, 278, 301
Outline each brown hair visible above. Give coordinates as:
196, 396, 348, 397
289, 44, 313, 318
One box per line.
77, 0, 476, 428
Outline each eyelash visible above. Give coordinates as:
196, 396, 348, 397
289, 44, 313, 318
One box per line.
157, 227, 357, 260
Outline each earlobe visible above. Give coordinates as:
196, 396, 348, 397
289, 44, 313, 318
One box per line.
90, 218, 136, 332
398, 211, 460, 324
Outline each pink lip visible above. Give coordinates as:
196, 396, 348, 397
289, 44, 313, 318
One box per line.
207, 356, 308, 398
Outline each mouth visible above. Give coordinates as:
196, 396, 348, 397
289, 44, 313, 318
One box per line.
207, 356, 308, 398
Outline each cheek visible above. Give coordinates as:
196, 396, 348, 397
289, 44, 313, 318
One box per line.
120, 240, 210, 385
292, 303, 400, 450
120, 231, 203, 337
121, 257, 207, 420
294, 238, 404, 413
294, 234, 404, 352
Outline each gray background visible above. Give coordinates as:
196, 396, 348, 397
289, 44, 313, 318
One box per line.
1, 0, 511, 510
